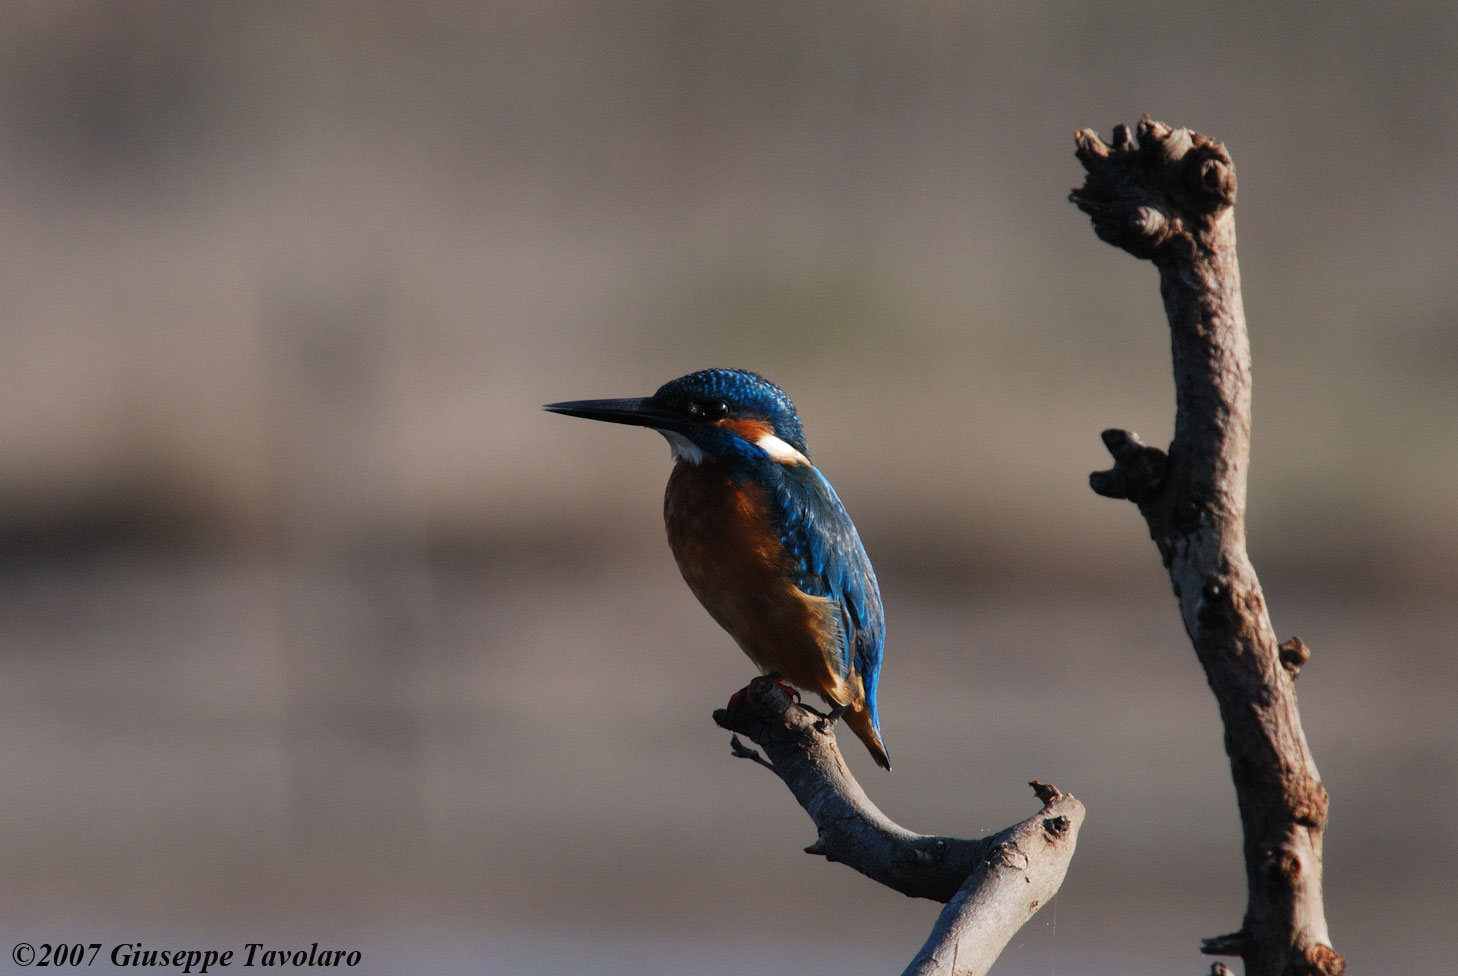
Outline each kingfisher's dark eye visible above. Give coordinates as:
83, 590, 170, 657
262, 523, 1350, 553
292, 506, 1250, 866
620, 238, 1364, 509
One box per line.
687, 399, 730, 421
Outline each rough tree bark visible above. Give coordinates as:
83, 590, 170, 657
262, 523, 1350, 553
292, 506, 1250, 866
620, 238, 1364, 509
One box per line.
1070, 117, 1344, 976
716, 677, 1083, 976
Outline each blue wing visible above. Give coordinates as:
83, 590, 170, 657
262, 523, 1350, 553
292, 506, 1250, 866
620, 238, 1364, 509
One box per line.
766, 459, 885, 722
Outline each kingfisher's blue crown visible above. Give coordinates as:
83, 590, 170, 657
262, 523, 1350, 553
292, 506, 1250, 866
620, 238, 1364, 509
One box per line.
651, 368, 809, 457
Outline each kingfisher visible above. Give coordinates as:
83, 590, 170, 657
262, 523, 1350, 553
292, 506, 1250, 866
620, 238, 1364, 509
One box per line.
545, 368, 890, 769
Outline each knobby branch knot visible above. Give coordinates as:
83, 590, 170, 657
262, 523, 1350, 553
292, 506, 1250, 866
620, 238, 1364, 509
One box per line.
1090, 428, 1168, 504
1278, 636, 1311, 677
1296, 944, 1347, 976
1070, 115, 1235, 264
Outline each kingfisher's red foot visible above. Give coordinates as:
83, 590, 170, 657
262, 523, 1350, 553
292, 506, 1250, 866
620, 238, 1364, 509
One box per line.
727, 675, 801, 716
771, 675, 800, 701
755, 673, 800, 702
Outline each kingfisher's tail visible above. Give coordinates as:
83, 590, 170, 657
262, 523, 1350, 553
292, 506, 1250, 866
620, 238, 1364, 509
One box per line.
843, 703, 891, 770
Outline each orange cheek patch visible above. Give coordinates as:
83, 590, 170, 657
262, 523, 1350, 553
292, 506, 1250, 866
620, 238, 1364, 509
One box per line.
722, 418, 775, 442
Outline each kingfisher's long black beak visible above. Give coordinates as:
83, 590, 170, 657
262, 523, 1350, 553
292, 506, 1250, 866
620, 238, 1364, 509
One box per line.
544, 397, 681, 429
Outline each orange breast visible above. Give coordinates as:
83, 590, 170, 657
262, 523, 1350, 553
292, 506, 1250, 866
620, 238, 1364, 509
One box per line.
663, 461, 860, 709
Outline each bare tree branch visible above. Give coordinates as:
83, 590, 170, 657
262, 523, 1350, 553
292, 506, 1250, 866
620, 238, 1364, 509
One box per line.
715, 676, 1084, 975
1071, 116, 1344, 976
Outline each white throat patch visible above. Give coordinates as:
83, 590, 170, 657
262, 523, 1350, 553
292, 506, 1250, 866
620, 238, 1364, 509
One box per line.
657, 429, 704, 465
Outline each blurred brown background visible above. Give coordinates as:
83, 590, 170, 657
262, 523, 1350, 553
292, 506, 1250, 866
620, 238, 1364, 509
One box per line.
1, 3, 1454, 973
